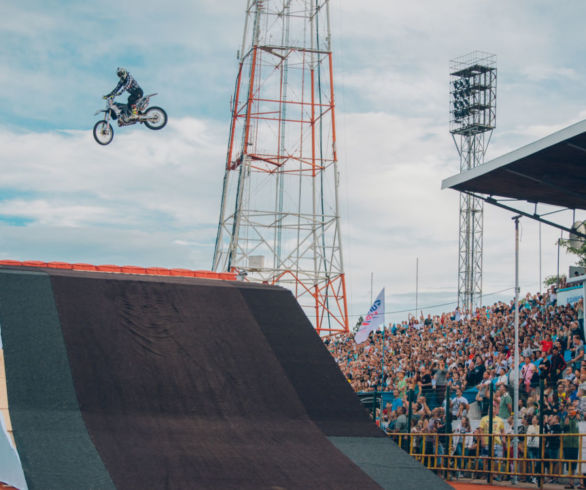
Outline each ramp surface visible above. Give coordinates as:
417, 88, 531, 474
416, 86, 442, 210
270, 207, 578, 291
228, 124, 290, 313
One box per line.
0, 270, 114, 490
0, 267, 450, 490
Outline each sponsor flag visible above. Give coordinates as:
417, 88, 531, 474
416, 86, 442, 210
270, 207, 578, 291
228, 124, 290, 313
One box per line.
355, 288, 385, 344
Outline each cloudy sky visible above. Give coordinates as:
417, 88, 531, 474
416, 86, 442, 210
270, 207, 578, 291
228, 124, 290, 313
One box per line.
1, 0, 585, 324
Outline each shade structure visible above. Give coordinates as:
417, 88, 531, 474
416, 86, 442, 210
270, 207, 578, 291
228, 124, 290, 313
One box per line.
442, 118, 586, 211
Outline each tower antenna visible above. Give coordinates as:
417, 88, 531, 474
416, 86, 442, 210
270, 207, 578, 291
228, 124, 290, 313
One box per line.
213, 0, 349, 334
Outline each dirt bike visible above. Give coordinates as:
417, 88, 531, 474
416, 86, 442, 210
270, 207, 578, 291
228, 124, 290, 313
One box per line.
93, 93, 168, 145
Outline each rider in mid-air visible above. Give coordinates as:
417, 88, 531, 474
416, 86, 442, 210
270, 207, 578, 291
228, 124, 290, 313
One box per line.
104, 67, 143, 120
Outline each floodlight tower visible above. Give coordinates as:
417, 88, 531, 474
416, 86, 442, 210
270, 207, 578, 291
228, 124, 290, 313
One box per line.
449, 52, 497, 312
212, 0, 349, 335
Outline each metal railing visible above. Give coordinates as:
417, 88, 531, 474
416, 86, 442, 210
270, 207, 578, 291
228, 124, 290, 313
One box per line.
391, 431, 586, 487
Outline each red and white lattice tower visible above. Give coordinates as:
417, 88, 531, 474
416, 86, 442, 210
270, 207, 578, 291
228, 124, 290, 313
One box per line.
212, 0, 348, 334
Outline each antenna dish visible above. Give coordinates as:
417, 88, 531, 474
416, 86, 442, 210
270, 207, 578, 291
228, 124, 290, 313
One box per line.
567, 220, 586, 249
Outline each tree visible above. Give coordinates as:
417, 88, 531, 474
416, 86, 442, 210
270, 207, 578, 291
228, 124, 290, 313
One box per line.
544, 274, 566, 288
561, 239, 586, 268
543, 232, 586, 289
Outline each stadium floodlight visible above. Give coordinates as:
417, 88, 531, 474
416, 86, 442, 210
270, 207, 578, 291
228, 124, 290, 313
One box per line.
449, 51, 497, 312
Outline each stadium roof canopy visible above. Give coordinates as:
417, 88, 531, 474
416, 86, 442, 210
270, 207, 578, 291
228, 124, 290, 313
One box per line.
441, 119, 586, 238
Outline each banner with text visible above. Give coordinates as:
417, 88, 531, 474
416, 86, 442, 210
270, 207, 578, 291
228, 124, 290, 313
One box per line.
355, 288, 385, 344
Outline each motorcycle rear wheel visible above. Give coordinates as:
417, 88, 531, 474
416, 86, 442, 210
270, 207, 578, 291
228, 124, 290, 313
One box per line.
144, 107, 167, 130
93, 120, 114, 145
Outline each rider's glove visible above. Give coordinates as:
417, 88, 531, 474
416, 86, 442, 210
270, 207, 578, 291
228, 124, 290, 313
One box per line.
103, 94, 111, 99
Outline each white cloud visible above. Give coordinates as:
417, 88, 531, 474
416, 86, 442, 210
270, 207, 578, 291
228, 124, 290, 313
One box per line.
335, 107, 584, 320
0, 199, 111, 227
0, 117, 226, 251
1, 0, 586, 325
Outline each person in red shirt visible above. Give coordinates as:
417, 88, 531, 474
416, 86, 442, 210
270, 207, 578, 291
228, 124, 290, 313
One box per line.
541, 333, 554, 354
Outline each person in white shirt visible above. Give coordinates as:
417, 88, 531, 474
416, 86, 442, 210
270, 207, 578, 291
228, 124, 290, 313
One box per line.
450, 388, 469, 419
452, 416, 471, 475
526, 415, 540, 485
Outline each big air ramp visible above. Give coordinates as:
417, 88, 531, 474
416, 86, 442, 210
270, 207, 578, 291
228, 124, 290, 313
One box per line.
0, 266, 450, 490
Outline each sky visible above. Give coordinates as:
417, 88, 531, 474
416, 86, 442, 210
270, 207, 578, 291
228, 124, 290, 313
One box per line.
1, 0, 585, 325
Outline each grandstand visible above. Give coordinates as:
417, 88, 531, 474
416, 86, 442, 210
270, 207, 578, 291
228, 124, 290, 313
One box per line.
326, 119, 586, 485
325, 284, 586, 483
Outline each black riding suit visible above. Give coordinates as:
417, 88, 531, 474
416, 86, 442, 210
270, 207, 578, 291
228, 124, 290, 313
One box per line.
108, 72, 143, 114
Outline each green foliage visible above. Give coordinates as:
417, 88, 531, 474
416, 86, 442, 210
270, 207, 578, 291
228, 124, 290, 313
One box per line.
544, 274, 566, 287
546, 234, 586, 288
561, 239, 586, 268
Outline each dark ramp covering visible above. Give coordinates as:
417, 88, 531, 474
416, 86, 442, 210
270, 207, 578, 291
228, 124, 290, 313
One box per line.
241, 287, 451, 490
0, 266, 450, 490
0, 270, 115, 490
328, 437, 451, 489
240, 287, 382, 437
47, 271, 381, 489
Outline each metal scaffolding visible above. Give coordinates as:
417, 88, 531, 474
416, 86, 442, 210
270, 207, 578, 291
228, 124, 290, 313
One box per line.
212, 0, 348, 334
449, 51, 497, 312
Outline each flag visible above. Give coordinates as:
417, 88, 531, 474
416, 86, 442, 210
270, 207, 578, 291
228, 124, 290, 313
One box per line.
355, 288, 385, 344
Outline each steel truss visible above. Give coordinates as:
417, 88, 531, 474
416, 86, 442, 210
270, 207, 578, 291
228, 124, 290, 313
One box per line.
212, 0, 348, 334
463, 191, 586, 240
450, 51, 497, 312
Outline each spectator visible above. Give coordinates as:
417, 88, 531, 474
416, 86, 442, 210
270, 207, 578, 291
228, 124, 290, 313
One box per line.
541, 334, 554, 355
449, 388, 469, 420
479, 412, 506, 478
551, 346, 568, 388
545, 414, 562, 482
476, 375, 492, 417
380, 412, 391, 432
391, 390, 403, 412
562, 409, 582, 489
414, 395, 431, 420
526, 415, 540, 485
521, 356, 538, 394
497, 384, 512, 420
569, 335, 585, 372
466, 355, 486, 388
434, 360, 448, 407
577, 300, 584, 338
495, 367, 509, 386
395, 406, 408, 433
465, 427, 481, 477
452, 416, 471, 476
397, 371, 408, 398
423, 411, 439, 468
541, 356, 552, 386
420, 366, 433, 394
325, 289, 584, 454
411, 419, 424, 455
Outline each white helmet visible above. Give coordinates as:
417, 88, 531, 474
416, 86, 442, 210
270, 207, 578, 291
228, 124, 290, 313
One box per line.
116, 67, 128, 79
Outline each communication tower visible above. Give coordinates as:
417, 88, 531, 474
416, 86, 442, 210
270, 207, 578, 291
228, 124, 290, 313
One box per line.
212, 0, 348, 334
449, 51, 497, 312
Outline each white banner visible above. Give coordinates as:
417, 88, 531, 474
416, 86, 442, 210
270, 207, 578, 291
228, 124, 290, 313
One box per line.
557, 285, 585, 306
355, 288, 385, 344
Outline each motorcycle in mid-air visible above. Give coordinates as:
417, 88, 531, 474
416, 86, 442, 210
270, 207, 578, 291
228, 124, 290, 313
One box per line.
93, 93, 167, 145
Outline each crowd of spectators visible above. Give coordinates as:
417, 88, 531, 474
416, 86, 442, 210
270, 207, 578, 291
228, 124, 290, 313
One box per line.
324, 289, 586, 485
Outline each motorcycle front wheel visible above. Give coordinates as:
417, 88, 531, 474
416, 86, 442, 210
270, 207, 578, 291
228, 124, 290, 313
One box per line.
144, 107, 168, 130
93, 120, 114, 145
